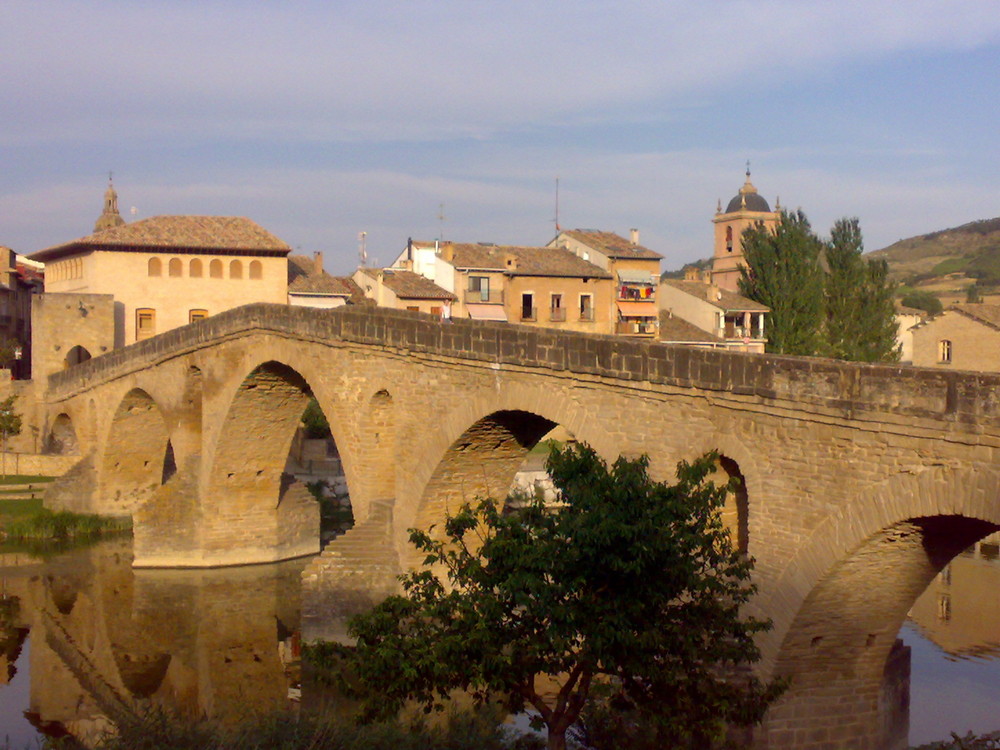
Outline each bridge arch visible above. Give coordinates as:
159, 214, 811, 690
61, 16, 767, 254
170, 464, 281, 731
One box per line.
100, 388, 172, 514
756, 466, 1000, 747
46, 412, 80, 455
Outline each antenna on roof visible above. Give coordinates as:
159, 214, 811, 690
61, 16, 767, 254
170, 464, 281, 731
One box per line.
437, 203, 446, 242
553, 177, 561, 232
358, 231, 367, 267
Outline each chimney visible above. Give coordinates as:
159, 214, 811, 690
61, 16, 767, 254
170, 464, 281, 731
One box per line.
313, 251, 324, 276
630, 228, 639, 245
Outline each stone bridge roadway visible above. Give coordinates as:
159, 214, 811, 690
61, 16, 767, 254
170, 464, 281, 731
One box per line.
36, 303, 1000, 749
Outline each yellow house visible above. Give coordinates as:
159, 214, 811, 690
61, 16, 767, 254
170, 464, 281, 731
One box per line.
352, 267, 456, 316
911, 304, 1000, 372
547, 229, 661, 337
32, 211, 291, 347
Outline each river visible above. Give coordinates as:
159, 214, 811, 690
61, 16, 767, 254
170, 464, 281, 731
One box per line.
2, 537, 1000, 748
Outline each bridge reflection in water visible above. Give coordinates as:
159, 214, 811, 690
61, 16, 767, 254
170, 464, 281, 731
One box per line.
4, 537, 1000, 747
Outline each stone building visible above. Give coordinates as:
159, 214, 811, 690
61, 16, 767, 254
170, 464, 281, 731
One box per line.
911, 304, 1000, 371
30, 183, 291, 346
711, 169, 780, 292
0, 249, 44, 379
392, 241, 615, 332
658, 274, 769, 353
288, 252, 365, 308
548, 229, 661, 337
353, 267, 456, 316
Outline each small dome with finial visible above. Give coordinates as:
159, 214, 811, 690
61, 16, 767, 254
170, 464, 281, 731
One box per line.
724, 164, 772, 214
94, 173, 126, 233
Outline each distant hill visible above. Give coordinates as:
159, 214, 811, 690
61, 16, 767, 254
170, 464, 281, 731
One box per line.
869, 217, 1000, 290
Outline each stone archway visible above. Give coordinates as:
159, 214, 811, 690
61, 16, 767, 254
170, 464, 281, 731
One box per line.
757, 514, 998, 749
46, 413, 79, 455
100, 388, 171, 515
64, 345, 92, 368
202, 361, 323, 565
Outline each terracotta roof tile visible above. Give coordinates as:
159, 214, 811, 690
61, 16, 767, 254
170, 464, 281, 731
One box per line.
31, 216, 291, 262
951, 303, 1000, 331
658, 312, 720, 343
661, 279, 769, 312
416, 241, 612, 279
358, 268, 456, 300
559, 230, 663, 260
287, 254, 362, 297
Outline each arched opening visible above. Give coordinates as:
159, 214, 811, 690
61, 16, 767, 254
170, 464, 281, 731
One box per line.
206, 361, 332, 563
63, 345, 92, 368
716, 455, 748, 555
229, 260, 243, 279
46, 413, 79, 455
210, 259, 223, 278
410, 409, 562, 568
148, 257, 162, 277
189, 258, 203, 278
101, 388, 171, 515
249, 260, 263, 280
761, 515, 1000, 748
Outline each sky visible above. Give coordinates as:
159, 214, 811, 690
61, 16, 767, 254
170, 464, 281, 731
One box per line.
2, 1, 998, 275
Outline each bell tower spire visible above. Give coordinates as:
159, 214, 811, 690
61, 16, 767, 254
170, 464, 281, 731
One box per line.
94, 173, 126, 233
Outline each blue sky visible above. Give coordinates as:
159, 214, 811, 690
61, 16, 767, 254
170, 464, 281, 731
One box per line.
2, 0, 998, 274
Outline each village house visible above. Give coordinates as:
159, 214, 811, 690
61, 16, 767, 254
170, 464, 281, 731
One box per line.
548, 229, 661, 337
288, 252, 365, 308
352, 266, 456, 316
658, 272, 769, 353
392, 241, 614, 333
910, 304, 1000, 371
30, 182, 291, 347
0, 249, 44, 378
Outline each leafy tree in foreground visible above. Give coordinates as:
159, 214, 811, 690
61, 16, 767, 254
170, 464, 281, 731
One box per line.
824, 217, 900, 362
341, 444, 782, 750
739, 209, 825, 356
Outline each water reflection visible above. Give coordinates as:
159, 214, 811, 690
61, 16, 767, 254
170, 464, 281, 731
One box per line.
3, 534, 1000, 748
0, 540, 313, 746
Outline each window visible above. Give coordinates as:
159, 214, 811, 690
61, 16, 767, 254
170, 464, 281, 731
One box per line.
431, 306, 442, 317
168, 258, 182, 277
210, 259, 223, 278
189, 309, 208, 323
550, 293, 565, 322
148, 258, 162, 277
136, 308, 156, 340
190, 259, 203, 278
521, 293, 535, 321
249, 260, 263, 280
939, 339, 952, 364
726, 226, 734, 253
406, 306, 419, 312
579, 294, 594, 321
230, 260, 243, 279
468, 276, 490, 302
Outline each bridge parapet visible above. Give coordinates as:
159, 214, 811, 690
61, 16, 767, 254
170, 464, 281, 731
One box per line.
44, 303, 1000, 430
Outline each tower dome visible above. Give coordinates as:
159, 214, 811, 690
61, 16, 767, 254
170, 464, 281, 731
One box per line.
94, 176, 126, 233
724, 168, 771, 214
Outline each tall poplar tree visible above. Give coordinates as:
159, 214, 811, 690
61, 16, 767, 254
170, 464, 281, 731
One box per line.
738, 209, 825, 356
824, 218, 899, 362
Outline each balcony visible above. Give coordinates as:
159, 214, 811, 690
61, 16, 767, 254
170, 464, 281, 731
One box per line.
616, 320, 657, 336
722, 324, 765, 340
520, 306, 537, 322
578, 308, 595, 322
549, 307, 566, 322
465, 288, 504, 304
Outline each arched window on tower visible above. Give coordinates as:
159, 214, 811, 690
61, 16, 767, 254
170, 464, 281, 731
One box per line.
726, 226, 734, 253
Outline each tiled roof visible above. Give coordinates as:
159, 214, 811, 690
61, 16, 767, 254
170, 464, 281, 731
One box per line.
658, 312, 719, 343
287, 255, 361, 298
421, 242, 611, 279
559, 230, 663, 260
952, 304, 1000, 331
661, 279, 769, 313
358, 268, 457, 300
31, 216, 292, 262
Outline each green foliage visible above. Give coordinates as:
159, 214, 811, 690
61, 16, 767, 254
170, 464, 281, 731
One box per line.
912, 731, 1000, 750
302, 398, 332, 439
900, 290, 944, 316
0, 395, 22, 439
740, 212, 899, 361
824, 218, 900, 362
91, 706, 541, 750
739, 209, 826, 355
339, 443, 781, 750
1, 508, 130, 542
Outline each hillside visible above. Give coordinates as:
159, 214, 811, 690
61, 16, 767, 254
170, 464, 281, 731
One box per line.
869, 217, 1000, 286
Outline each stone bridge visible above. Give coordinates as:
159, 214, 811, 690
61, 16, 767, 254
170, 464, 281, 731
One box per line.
33, 303, 1000, 749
